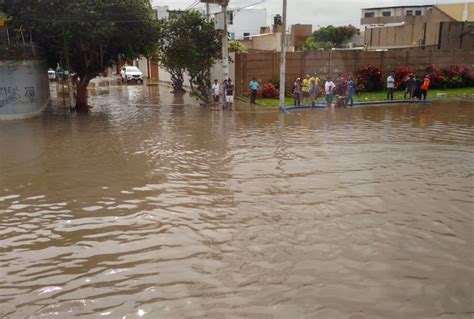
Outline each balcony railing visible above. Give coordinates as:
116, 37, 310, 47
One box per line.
0, 27, 45, 60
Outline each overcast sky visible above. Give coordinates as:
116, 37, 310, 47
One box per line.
153, 0, 470, 27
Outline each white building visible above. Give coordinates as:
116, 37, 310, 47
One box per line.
227, 8, 267, 40
210, 5, 267, 40
150, 1, 169, 19
150, 2, 267, 40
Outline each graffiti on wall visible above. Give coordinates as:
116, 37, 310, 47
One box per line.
24, 87, 35, 103
0, 86, 20, 109
0, 86, 37, 108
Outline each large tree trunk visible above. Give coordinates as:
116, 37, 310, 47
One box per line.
189, 70, 211, 104
170, 69, 186, 94
75, 78, 91, 113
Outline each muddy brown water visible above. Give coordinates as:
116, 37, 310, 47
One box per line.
0, 84, 473, 319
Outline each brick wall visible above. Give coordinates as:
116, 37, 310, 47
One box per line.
234, 49, 474, 96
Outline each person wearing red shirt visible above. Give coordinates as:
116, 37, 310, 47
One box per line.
421, 75, 430, 101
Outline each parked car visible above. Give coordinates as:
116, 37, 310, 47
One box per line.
48, 70, 56, 81
120, 66, 144, 84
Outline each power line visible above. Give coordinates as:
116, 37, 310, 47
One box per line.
185, 0, 200, 10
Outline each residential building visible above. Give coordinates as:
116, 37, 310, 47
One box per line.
290, 24, 312, 51
150, 1, 169, 19
210, 6, 267, 40
227, 8, 267, 40
236, 20, 312, 52
361, 2, 473, 50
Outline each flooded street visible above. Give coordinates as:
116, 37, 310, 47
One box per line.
0, 84, 473, 319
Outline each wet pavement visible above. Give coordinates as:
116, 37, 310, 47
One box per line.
0, 82, 473, 318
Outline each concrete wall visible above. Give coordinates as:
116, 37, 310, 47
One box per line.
234, 49, 474, 96
362, 6, 473, 49
0, 60, 50, 120
365, 20, 472, 49
439, 22, 474, 50
252, 33, 282, 51
243, 33, 293, 52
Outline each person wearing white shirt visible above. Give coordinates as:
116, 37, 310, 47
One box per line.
211, 79, 220, 108
325, 78, 336, 108
387, 72, 395, 100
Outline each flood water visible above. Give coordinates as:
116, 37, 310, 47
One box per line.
1, 84, 473, 319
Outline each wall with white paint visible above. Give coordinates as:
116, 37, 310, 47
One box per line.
0, 60, 50, 120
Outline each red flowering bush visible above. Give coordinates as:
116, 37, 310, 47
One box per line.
444, 64, 474, 88
258, 83, 280, 99
355, 65, 382, 92
394, 66, 413, 90
425, 64, 446, 89
464, 69, 474, 87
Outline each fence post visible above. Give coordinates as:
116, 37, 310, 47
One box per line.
354, 51, 358, 75
380, 51, 384, 76
328, 49, 332, 78
272, 52, 275, 81
301, 52, 304, 77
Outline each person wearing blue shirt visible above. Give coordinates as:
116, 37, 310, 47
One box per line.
347, 76, 355, 107
248, 78, 259, 104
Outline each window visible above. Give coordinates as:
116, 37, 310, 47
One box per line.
364, 12, 375, 18
406, 10, 413, 16
415, 10, 422, 16
243, 33, 250, 39
382, 11, 391, 17
227, 11, 234, 25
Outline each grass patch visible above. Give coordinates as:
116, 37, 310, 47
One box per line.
240, 87, 474, 107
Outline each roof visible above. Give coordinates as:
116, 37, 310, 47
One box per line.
362, 4, 433, 11
362, 2, 473, 22
436, 3, 473, 22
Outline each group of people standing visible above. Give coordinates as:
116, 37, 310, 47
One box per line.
386, 72, 431, 101
291, 71, 431, 108
403, 74, 430, 101
211, 77, 260, 110
292, 74, 356, 108
292, 74, 322, 106
210, 71, 431, 111
211, 78, 235, 110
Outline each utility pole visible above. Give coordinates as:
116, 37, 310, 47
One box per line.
200, 0, 230, 81
279, 0, 287, 111
222, 0, 229, 81
206, 2, 211, 22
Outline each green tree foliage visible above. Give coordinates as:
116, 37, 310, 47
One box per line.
158, 11, 221, 103
312, 25, 359, 48
303, 37, 332, 51
4, 0, 160, 112
463, 22, 474, 36
229, 41, 247, 54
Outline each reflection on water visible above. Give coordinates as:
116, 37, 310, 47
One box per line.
1, 85, 473, 319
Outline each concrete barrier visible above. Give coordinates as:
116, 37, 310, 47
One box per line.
0, 59, 50, 120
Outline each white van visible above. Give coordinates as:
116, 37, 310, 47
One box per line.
48, 70, 56, 81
